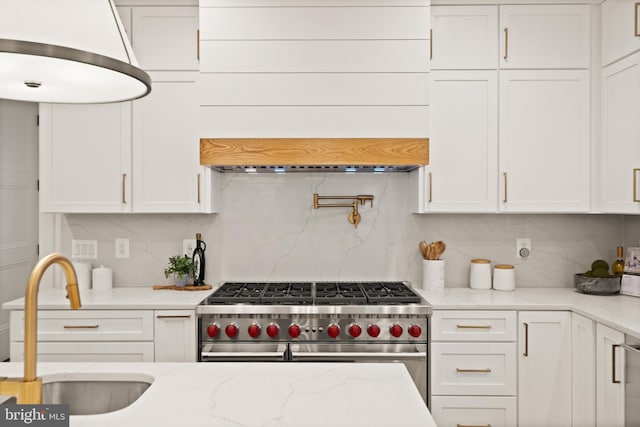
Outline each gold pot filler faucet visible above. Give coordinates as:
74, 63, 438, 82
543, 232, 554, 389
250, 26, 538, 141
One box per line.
0, 253, 82, 404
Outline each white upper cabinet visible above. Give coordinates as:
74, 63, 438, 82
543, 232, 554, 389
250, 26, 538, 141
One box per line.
500, 5, 590, 69
430, 6, 498, 70
602, 0, 640, 66
425, 71, 498, 212
131, 7, 199, 71
40, 103, 132, 213
499, 70, 590, 212
601, 52, 640, 213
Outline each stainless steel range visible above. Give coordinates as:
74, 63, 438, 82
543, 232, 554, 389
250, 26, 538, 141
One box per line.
196, 281, 431, 404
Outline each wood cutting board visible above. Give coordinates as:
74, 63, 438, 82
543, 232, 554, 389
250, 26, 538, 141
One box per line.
153, 284, 212, 291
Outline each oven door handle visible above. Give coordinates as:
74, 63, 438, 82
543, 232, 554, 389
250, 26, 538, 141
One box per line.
201, 352, 286, 359
290, 352, 427, 360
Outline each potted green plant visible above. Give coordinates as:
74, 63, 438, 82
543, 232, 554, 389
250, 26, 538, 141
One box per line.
164, 254, 195, 287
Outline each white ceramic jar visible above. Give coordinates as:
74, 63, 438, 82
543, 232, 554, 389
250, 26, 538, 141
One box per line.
493, 264, 515, 291
469, 259, 492, 290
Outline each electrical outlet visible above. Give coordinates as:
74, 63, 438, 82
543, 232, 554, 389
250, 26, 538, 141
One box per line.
516, 238, 531, 259
71, 239, 98, 260
183, 239, 197, 257
115, 238, 130, 259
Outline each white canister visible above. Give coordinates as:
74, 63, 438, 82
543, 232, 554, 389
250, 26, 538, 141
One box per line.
469, 259, 492, 290
92, 265, 113, 290
493, 264, 515, 291
72, 261, 92, 290
422, 259, 445, 291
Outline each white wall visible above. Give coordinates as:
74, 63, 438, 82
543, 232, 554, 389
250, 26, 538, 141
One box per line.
58, 172, 630, 289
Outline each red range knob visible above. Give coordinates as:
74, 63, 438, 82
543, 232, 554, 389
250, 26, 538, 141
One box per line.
248, 323, 261, 338
367, 324, 381, 338
408, 324, 422, 338
327, 324, 341, 339
288, 324, 302, 338
225, 324, 239, 338
390, 324, 403, 338
348, 324, 362, 338
266, 324, 280, 338
207, 323, 220, 338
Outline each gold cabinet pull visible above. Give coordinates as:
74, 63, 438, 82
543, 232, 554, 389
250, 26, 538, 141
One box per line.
634, 168, 640, 202
456, 324, 492, 329
197, 173, 201, 204
523, 322, 529, 357
503, 172, 508, 203
63, 325, 99, 329
457, 424, 492, 427
503, 28, 509, 60
121, 173, 127, 204
157, 315, 191, 319
428, 172, 433, 203
430, 29, 433, 60
197, 29, 200, 60
612, 344, 621, 383
456, 368, 492, 373
635, 3, 640, 37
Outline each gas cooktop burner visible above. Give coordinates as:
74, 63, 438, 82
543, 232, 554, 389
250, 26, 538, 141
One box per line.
203, 281, 421, 305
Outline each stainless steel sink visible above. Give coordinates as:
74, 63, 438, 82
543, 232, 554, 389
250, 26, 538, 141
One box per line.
41, 373, 154, 415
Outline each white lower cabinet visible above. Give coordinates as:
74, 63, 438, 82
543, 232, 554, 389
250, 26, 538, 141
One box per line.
518, 311, 572, 427
431, 310, 517, 427
596, 323, 625, 427
572, 313, 596, 427
154, 310, 197, 362
9, 309, 196, 362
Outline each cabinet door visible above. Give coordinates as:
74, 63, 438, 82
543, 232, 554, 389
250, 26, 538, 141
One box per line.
518, 311, 571, 427
10, 342, 154, 362
431, 396, 517, 427
425, 71, 498, 212
601, 52, 640, 213
596, 323, 625, 427
131, 7, 199, 71
572, 313, 596, 427
132, 72, 205, 213
39, 103, 132, 213
154, 310, 196, 362
602, 0, 640, 66
499, 5, 590, 69
430, 6, 498, 70
499, 70, 590, 212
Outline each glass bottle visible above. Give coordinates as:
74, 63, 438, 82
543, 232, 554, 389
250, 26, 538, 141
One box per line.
612, 246, 625, 276
192, 233, 206, 286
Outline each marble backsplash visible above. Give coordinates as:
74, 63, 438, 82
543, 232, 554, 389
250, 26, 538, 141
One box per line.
58, 173, 639, 290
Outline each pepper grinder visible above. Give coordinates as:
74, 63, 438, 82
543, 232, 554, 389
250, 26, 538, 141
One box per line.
192, 233, 206, 286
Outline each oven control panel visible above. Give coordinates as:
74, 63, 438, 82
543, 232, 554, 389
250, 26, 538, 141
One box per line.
199, 315, 428, 343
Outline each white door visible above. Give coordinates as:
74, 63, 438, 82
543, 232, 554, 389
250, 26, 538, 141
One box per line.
132, 72, 203, 213
518, 311, 572, 427
572, 313, 596, 427
0, 100, 39, 360
499, 5, 590, 69
596, 323, 625, 427
601, 52, 640, 213
426, 71, 498, 212
430, 6, 498, 70
499, 70, 590, 212
602, 0, 640, 66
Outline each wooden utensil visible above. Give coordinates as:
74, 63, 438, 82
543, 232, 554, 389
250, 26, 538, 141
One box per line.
419, 241, 428, 259
432, 240, 446, 260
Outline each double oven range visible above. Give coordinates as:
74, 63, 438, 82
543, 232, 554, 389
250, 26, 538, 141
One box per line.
196, 281, 431, 404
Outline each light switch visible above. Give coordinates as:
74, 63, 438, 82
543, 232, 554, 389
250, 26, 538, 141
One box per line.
115, 238, 130, 259
72, 239, 98, 260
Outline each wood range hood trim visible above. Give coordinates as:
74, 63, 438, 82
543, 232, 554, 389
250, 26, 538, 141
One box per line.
199, 138, 429, 173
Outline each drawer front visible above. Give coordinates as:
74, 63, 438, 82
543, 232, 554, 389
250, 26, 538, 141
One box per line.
431, 310, 517, 341
431, 342, 517, 395
10, 342, 155, 362
431, 396, 517, 427
10, 310, 154, 342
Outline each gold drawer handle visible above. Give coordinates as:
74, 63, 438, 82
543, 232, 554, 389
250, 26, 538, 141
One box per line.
456, 368, 492, 373
612, 344, 621, 384
121, 173, 127, 204
156, 315, 191, 319
458, 424, 492, 427
634, 168, 640, 202
456, 324, 492, 329
523, 322, 529, 357
635, 3, 640, 37
63, 325, 99, 329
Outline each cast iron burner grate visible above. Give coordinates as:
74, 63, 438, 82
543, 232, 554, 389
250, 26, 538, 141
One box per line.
261, 282, 313, 305
360, 281, 422, 305
315, 282, 368, 305
205, 282, 266, 304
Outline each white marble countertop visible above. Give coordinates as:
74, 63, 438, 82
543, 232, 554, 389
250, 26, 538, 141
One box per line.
2, 287, 214, 310
418, 287, 640, 339
0, 362, 436, 427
